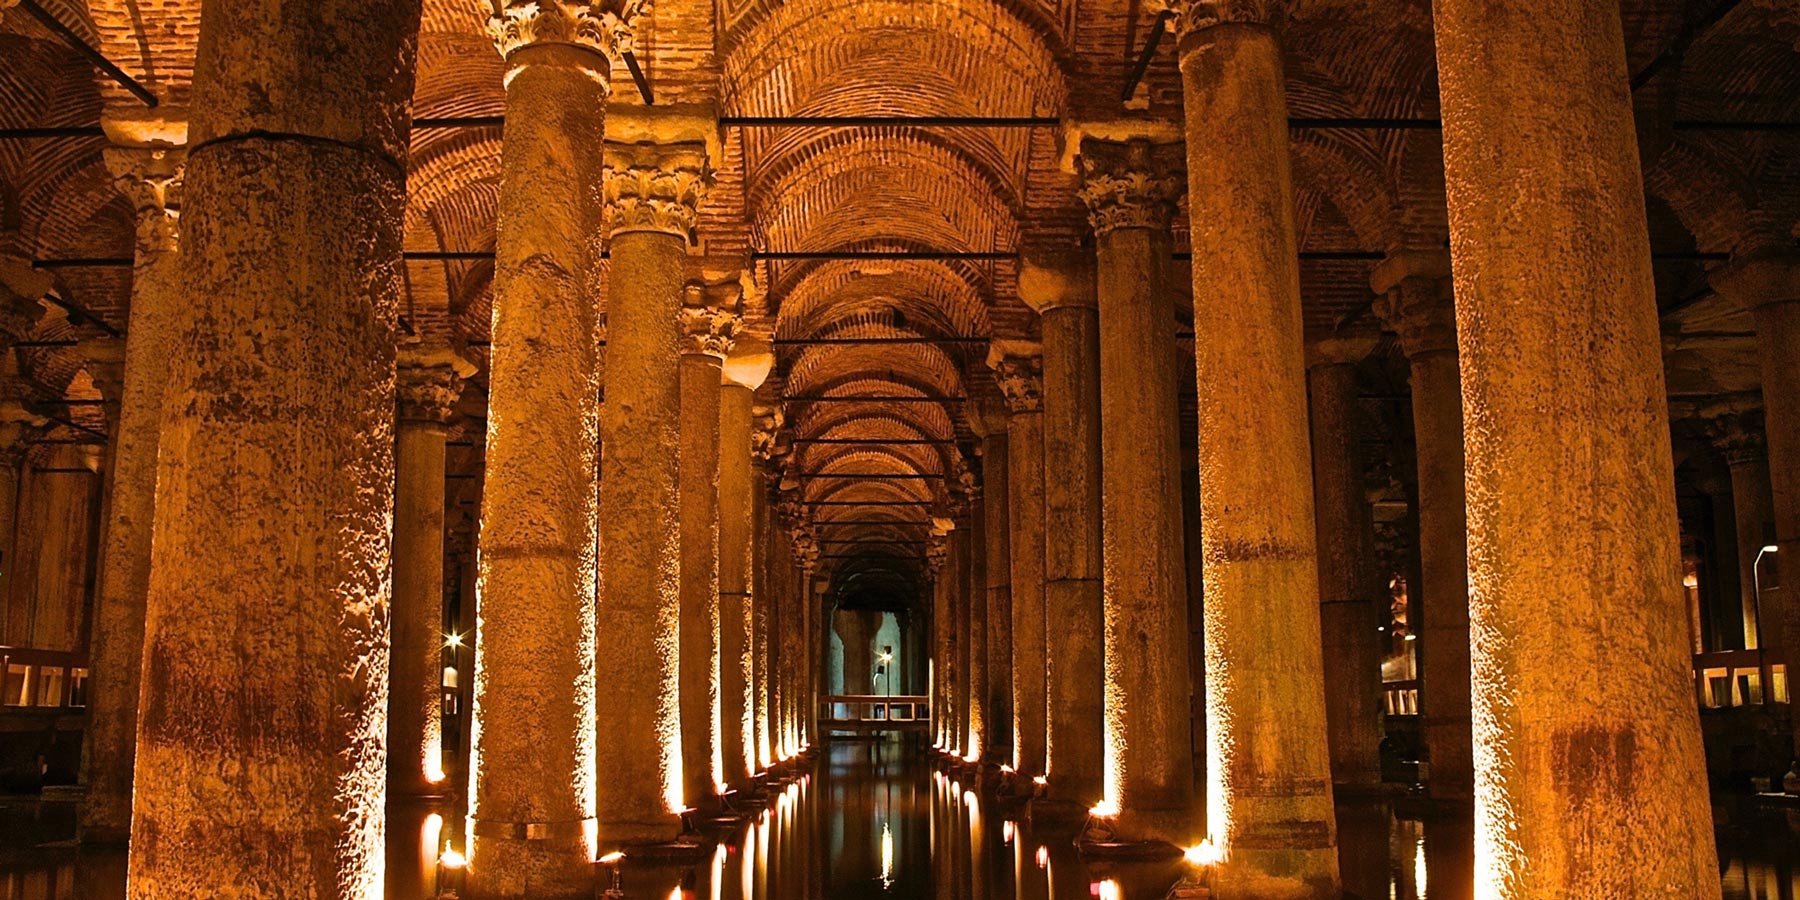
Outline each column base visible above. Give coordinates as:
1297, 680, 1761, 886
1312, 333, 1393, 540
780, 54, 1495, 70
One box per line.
1076, 808, 1189, 860
466, 832, 597, 900
1208, 855, 1340, 900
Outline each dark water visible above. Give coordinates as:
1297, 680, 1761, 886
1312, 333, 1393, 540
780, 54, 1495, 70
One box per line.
3, 742, 1797, 899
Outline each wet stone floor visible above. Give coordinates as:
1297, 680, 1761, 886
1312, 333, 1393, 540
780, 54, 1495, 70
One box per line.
3, 741, 1797, 899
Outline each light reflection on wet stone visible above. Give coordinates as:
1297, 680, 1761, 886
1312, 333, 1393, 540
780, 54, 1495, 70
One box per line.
2, 748, 1796, 899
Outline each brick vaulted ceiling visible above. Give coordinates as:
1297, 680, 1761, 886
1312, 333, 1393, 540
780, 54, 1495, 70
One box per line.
2, 0, 1798, 586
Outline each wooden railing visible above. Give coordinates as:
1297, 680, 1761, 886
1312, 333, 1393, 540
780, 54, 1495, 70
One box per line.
1, 646, 89, 714
820, 694, 931, 731
1693, 649, 1790, 709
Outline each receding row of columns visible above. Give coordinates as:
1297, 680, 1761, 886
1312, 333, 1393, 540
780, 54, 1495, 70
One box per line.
38, 1, 1789, 899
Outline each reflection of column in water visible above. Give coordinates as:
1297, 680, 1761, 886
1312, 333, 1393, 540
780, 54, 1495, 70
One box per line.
1422, 813, 1473, 900
1333, 802, 1391, 900
1390, 817, 1422, 900
967, 788, 986, 900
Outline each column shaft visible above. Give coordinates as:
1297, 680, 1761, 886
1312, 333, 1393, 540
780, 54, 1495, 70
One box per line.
1038, 299, 1104, 807
1080, 137, 1193, 842
981, 431, 1012, 764
126, 0, 420, 895
597, 227, 688, 841
719, 382, 755, 786
1306, 361, 1383, 787
967, 495, 989, 761
80, 144, 182, 845
1409, 348, 1472, 798
678, 349, 724, 808
1006, 406, 1046, 775
1434, 0, 1722, 893
1729, 457, 1774, 648
1176, 12, 1337, 889
471, 10, 612, 887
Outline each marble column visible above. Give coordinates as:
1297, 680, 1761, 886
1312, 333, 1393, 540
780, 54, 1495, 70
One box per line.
1075, 134, 1193, 844
1019, 251, 1106, 809
389, 348, 470, 800
799, 544, 823, 750
596, 133, 708, 842
990, 343, 1047, 777
1372, 252, 1472, 801
721, 342, 772, 786
1712, 250, 1800, 742
1171, 3, 1339, 888
751, 411, 785, 768
125, 0, 421, 895
677, 280, 739, 810
1703, 400, 1776, 651
927, 526, 953, 752
471, 3, 618, 889
975, 422, 1012, 765
78, 139, 182, 845
1434, 0, 1722, 893
1305, 336, 1384, 789
954, 508, 977, 760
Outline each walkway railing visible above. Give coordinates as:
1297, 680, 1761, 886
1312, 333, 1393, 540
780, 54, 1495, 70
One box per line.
820, 694, 931, 732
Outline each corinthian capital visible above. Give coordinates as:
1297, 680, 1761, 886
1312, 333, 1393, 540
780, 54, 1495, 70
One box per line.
104, 146, 183, 255
987, 341, 1044, 414
750, 405, 786, 466
604, 140, 710, 241
1076, 137, 1184, 236
1701, 395, 1767, 467
397, 345, 477, 424
679, 281, 742, 358
1156, 0, 1275, 38
488, 0, 643, 70
1371, 250, 1456, 358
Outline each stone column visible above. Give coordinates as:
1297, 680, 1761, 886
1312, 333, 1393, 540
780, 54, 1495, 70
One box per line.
836, 609, 875, 694
1712, 250, 1800, 741
677, 279, 739, 810
965, 482, 990, 762
974, 422, 1012, 765
471, 3, 620, 888
1170, 4, 1338, 887
990, 343, 1047, 777
1019, 250, 1106, 809
77, 137, 182, 846
1434, 0, 1722, 894
389, 347, 470, 801
125, 0, 421, 895
721, 341, 772, 787
800, 545, 823, 750
1305, 335, 1384, 789
1372, 251, 1472, 801
927, 526, 953, 752
954, 509, 976, 759
1703, 400, 1776, 652
1075, 134, 1193, 845
596, 131, 708, 841
0, 406, 41, 645
750, 411, 784, 769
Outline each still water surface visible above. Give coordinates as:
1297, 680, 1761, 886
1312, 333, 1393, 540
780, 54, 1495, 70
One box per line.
3, 741, 1796, 899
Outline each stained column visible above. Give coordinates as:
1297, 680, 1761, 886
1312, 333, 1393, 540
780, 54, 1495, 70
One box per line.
469, 4, 617, 890
973, 417, 1012, 765
1702, 400, 1775, 651
1372, 252, 1471, 800
596, 133, 708, 842
78, 137, 183, 845
677, 279, 739, 811
1434, 0, 1722, 893
1305, 336, 1384, 788
1075, 135, 1193, 843
721, 341, 773, 786
1019, 251, 1106, 810
390, 348, 469, 800
124, 0, 421, 895
989, 344, 1047, 777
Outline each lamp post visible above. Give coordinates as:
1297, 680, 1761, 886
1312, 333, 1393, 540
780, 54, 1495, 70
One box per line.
1753, 544, 1779, 653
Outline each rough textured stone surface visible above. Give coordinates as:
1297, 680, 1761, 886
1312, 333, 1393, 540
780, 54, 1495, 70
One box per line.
468, 15, 609, 893
677, 296, 731, 808
127, 2, 421, 898
1435, 0, 1722, 895
1179, 20, 1339, 895
80, 144, 183, 847
717, 380, 757, 787
1305, 355, 1383, 789
979, 429, 1013, 764
991, 344, 1047, 775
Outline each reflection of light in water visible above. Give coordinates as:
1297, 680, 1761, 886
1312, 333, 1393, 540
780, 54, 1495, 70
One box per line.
1096, 878, 1123, 900
880, 821, 895, 889
1414, 834, 1426, 898
742, 822, 756, 899
1002, 820, 1015, 843
667, 888, 682, 900
711, 843, 726, 900
1036, 846, 1049, 870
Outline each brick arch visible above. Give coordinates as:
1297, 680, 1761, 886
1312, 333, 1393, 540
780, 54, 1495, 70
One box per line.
775, 263, 991, 342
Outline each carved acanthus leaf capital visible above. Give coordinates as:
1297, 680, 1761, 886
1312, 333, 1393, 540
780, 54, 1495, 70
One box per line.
1701, 397, 1767, 467
397, 347, 475, 423
986, 341, 1044, 413
680, 280, 743, 358
488, 0, 643, 71
923, 534, 950, 577
604, 140, 711, 241
1156, 0, 1276, 38
1372, 278, 1456, 358
104, 146, 183, 255
1077, 138, 1184, 236
750, 405, 787, 466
